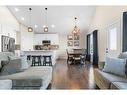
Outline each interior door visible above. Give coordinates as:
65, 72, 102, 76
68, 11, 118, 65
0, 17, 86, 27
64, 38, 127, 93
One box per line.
106, 20, 121, 58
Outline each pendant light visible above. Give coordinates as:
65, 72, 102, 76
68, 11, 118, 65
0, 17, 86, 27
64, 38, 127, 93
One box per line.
43, 8, 48, 32
28, 8, 33, 32
72, 17, 80, 34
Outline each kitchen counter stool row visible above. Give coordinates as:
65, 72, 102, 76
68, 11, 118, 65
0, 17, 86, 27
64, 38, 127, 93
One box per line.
27, 55, 52, 66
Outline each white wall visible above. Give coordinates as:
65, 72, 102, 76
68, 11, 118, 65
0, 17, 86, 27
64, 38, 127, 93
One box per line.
16, 31, 21, 44
20, 29, 86, 58
33, 34, 59, 45
88, 6, 127, 62
0, 6, 19, 52
20, 30, 86, 58
20, 28, 59, 51
20, 24, 34, 51
0, 6, 86, 59
58, 32, 86, 59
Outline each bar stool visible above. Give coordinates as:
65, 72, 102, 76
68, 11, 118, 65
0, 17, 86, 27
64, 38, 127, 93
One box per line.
27, 55, 31, 60
43, 55, 52, 66
31, 55, 42, 66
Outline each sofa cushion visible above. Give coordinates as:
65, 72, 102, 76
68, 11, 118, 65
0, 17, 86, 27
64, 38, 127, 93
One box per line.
94, 69, 127, 89
0, 66, 52, 89
0, 59, 22, 76
110, 82, 127, 89
118, 52, 127, 59
103, 57, 127, 77
97, 69, 127, 82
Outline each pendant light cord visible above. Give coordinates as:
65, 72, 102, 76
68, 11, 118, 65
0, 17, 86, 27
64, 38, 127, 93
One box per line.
74, 17, 77, 26
29, 8, 32, 27
45, 8, 48, 26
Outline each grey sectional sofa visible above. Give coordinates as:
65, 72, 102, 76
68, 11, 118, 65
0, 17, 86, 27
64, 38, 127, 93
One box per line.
94, 61, 127, 89
0, 52, 52, 89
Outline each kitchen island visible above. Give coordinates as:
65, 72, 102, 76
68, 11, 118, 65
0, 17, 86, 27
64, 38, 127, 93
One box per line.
22, 50, 58, 65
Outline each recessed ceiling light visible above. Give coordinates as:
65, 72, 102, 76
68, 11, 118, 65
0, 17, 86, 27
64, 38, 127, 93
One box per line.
35, 25, 38, 28
21, 17, 24, 21
43, 25, 46, 28
51, 24, 55, 28
14, 8, 19, 12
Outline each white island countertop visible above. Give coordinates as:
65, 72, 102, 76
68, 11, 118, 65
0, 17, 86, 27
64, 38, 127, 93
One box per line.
23, 49, 58, 52
22, 50, 59, 65
22, 50, 58, 57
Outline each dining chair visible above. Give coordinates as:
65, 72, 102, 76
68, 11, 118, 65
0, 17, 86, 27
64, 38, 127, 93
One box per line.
80, 54, 86, 64
73, 55, 81, 64
80, 49, 87, 64
66, 49, 74, 64
73, 49, 86, 64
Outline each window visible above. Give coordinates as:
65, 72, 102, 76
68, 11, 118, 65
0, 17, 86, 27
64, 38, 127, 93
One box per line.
109, 27, 117, 50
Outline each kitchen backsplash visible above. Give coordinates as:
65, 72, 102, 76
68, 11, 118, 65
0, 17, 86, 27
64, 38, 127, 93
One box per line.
34, 45, 59, 50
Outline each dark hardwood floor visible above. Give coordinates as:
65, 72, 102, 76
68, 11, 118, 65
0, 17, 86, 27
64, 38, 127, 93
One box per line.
51, 59, 96, 89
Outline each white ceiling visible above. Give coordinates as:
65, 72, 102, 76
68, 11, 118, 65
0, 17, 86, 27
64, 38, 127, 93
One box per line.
8, 6, 96, 34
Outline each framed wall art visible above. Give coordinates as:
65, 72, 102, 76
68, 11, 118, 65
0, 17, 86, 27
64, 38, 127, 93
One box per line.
74, 35, 79, 40
67, 33, 80, 47
67, 35, 73, 40
1, 35, 15, 52
67, 41, 73, 46
74, 41, 79, 46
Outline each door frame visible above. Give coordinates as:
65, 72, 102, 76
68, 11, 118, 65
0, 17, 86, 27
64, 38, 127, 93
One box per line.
106, 18, 122, 58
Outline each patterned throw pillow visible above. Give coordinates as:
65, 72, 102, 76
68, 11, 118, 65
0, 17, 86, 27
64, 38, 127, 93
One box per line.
0, 60, 9, 72
1, 60, 9, 67
0, 59, 22, 76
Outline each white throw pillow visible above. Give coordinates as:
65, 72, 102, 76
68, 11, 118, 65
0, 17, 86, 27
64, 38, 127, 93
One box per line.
103, 57, 127, 77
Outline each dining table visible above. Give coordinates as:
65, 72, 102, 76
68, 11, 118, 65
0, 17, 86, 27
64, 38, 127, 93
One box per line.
68, 52, 82, 56
68, 49, 83, 56
68, 49, 86, 64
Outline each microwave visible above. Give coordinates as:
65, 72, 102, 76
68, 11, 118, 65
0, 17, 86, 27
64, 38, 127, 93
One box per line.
42, 40, 51, 45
